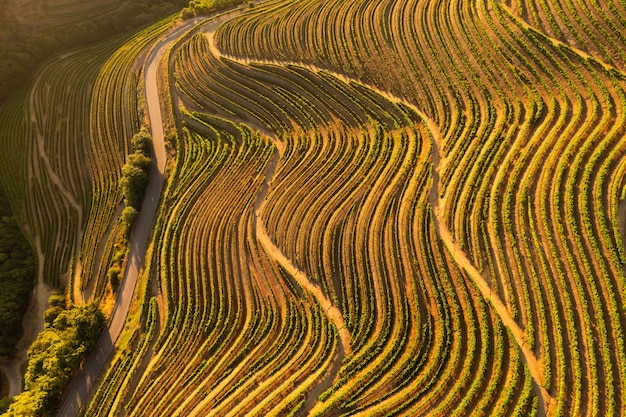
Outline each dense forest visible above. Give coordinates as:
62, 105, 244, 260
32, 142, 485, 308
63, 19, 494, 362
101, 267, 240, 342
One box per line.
0, 188, 35, 359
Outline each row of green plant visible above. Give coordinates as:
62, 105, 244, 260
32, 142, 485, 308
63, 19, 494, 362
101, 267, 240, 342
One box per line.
78, 16, 175, 298
492, 5, 626, 414
87, 0, 626, 414
103, 120, 334, 414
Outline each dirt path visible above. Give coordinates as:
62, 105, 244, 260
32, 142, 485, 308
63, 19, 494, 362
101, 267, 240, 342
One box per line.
4, 237, 53, 398
27, 84, 85, 305
617, 200, 626, 246
498, 2, 626, 78
253, 141, 351, 414
255, 210, 352, 413
255, 217, 352, 353
429, 140, 551, 413
422, 109, 551, 414
204, 10, 352, 354
26, 239, 51, 342
207, 30, 552, 412
13, 76, 85, 387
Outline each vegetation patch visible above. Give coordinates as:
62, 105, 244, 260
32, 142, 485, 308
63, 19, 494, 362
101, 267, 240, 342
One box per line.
3, 0, 626, 415
4, 294, 104, 417
0, 188, 35, 360
105, 127, 154, 292
182, 0, 244, 18
0, 396, 11, 414
120, 128, 154, 214
0, 0, 187, 104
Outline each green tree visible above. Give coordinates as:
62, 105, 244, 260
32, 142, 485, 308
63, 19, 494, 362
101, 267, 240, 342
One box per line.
182, 0, 243, 17
0, 397, 13, 414
120, 153, 151, 209
119, 129, 153, 210
5, 298, 104, 416
107, 266, 121, 292
131, 127, 153, 157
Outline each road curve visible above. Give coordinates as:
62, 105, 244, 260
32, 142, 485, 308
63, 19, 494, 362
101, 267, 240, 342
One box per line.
55, 18, 200, 417
1, 361, 22, 397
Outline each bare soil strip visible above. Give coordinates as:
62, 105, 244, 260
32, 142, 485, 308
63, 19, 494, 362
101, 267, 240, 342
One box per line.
27, 85, 85, 305
5, 238, 52, 398
17, 81, 86, 380
255, 214, 352, 352
499, 2, 626, 78
253, 143, 351, 413
207, 28, 551, 411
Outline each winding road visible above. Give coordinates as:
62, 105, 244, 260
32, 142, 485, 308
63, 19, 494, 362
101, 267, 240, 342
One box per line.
0, 362, 22, 398
55, 4, 554, 415
55, 18, 201, 417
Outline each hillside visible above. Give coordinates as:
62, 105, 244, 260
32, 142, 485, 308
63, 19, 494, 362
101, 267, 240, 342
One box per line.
2, 0, 626, 416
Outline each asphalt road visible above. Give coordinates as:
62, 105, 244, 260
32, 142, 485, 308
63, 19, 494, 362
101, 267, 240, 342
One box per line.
0, 362, 22, 397
55, 18, 199, 417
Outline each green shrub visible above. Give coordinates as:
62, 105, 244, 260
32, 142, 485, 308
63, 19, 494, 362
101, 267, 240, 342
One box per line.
5, 300, 105, 416
107, 266, 121, 291
182, 0, 243, 17
119, 129, 153, 210
0, 397, 13, 414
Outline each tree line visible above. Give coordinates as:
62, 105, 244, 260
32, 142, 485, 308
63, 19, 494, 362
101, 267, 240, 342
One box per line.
182, 0, 247, 18
108, 128, 154, 291
3, 294, 105, 416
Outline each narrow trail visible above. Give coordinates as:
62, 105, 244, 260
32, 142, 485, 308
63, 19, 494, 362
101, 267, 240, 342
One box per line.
0, 361, 22, 397
201, 16, 354, 411
619, 200, 626, 250
5, 237, 52, 398
498, 2, 626, 79
19, 80, 85, 393
255, 217, 352, 354
428, 132, 551, 414
253, 143, 352, 414
207, 29, 551, 412
27, 85, 85, 305
28, 88, 83, 216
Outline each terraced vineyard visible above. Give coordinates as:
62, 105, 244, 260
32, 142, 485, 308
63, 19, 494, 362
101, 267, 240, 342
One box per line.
2, 0, 626, 416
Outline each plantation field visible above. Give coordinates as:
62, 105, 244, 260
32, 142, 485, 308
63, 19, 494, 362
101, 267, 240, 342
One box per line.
2, 0, 626, 415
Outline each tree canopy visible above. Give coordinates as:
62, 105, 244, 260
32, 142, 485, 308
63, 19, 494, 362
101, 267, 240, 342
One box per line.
4, 298, 105, 417
182, 0, 244, 18
0, 0, 188, 105
119, 128, 153, 211
0, 188, 35, 360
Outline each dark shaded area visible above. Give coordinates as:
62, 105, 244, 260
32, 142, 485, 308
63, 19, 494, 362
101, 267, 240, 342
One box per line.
0, 187, 35, 360
0, 396, 12, 414
0, 0, 188, 105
